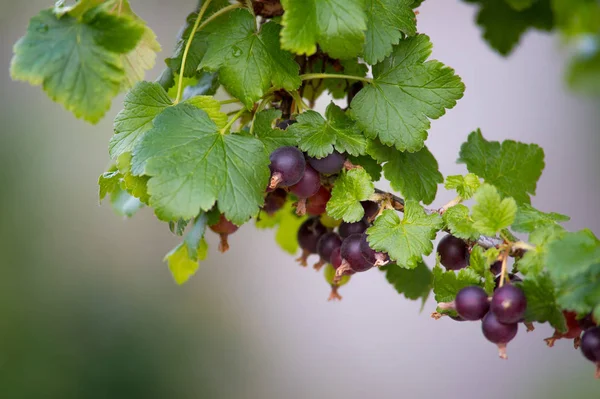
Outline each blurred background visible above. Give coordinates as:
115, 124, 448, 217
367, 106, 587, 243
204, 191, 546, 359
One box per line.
1, 1, 599, 398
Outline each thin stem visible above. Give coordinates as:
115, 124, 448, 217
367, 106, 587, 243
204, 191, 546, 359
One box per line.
438, 196, 462, 214
498, 247, 510, 287
220, 108, 247, 135
249, 95, 273, 136
175, 0, 213, 104
299, 73, 373, 84
289, 91, 309, 112
513, 241, 536, 251
226, 108, 244, 116
220, 98, 242, 105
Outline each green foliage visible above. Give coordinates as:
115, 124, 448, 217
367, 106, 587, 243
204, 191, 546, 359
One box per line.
11, 2, 157, 123
351, 34, 465, 152
290, 103, 367, 158
367, 139, 443, 204
200, 9, 301, 108
382, 261, 432, 303
326, 168, 375, 222
471, 184, 518, 236
458, 129, 544, 204
367, 203, 442, 268
10, 0, 600, 365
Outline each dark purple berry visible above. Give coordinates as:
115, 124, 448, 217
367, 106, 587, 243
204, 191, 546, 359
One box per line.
491, 285, 527, 324
437, 235, 469, 270
490, 260, 502, 276
361, 201, 379, 221
482, 312, 518, 344
578, 313, 597, 331
455, 286, 490, 321
297, 217, 327, 254
581, 327, 600, 362
341, 234, 373, 272
289, 165, 321, 199
317, 232, 342, 263
339, 220, 369, 238
263, 189, 287, 215
269, 146, 306, 188
307, 151, 346, 175
276, 119, 296, 130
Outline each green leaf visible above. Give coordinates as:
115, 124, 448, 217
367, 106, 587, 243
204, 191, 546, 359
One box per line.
200, 10, 301, 108
505, 0, 538, 11
280, 0, 367, 59
367, 139, 442, 204
117, 152, 150, 204
383, 261, 432, 302
257, 202, 307, 254
458, 129, 544, 204
555, 263, 600, 318
471, 184, 517, 236
367, 203, 443, 268
432, 264, 481, 303
347, 154, 382, 182
444, 174, 481, 200
132, 103, 270, 224
291, 103, 367, 158
518, 273, 567, 332
512, 203, 570, 233
443, 204, 480, 240
11, 8, 145, 123
110, 187, 144, 217
469, 246, 495, 294
110, 81, 172, 160
468, 0, 554, 56
253, 109, 298, 154
121, 26, 161, 90
98, 170, 121, 201
517, 225, 565, 276
351, 34, 464, 152
165, 213, 210, 285
546, 229, 600, 279
567, 40, 600, 96
363, 0, 416, 64
326, 168, 375, 222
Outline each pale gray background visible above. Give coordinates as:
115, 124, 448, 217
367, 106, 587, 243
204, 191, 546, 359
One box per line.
1, 1, 599, 398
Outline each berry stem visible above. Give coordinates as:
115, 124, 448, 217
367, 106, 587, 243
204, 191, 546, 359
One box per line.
220, 108, 247, 134
498, 248, 510, 287
299, 73, 374, 84
220, 98, 242, 105
438, 196, 462, 214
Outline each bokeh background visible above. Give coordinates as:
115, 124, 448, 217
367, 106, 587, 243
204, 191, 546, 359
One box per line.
1, 1, 599, 398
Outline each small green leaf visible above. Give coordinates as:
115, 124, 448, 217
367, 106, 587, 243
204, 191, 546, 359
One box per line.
98, 170, 121, 201
432, 264, 481, 303
253, 109, 298, 154
367, 203, 442, 268
471, 184, 517, 236
11, 8, 145, 123
443, 204, 480, 241
555, 263, 600, 318
458, 130, 545, 204
276, 203, 308, 254
518, 273, 567, 332
517, 225, 565, 276
512, 203, 570, 233
469, 0, 553, 56
352, 34, 464, 152
546, 229, 600, 279
326, 168, 375, 222
367, 139, 442, 204
382, 261, 432, 302
280, 0, 367, 59
110, 187, 144, 218
363, 0, 416, 64
165, 239, 208, 285
291, 104, 367, 158
444, 174, 481, 200
200, 10, 301, 108
347, 154, 382, 182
